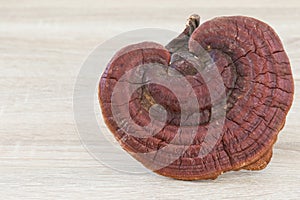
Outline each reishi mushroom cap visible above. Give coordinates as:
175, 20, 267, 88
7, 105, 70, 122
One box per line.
98, 15, 294, 180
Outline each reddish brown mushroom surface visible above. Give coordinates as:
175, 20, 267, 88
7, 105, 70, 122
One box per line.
98, 15, 294, 180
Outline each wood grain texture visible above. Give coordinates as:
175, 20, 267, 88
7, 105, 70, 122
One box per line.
0, 1, 299, 199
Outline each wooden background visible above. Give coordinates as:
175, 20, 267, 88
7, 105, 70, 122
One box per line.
0, 1, 299, 199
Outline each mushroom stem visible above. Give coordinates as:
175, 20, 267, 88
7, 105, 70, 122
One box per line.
165, 14, 200, 55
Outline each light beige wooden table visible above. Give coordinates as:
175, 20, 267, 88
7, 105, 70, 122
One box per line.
0, 1, 299, 199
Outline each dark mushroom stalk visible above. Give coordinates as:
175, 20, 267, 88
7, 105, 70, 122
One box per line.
98, 14, 294, 180
166, 14, 200, 54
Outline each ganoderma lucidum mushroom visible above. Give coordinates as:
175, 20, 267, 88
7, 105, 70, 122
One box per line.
98, 15, 294, 180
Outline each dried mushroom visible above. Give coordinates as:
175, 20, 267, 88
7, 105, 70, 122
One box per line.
98, 15, 294, 180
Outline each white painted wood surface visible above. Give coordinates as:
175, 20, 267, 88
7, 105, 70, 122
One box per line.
0, 1, 299, 199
